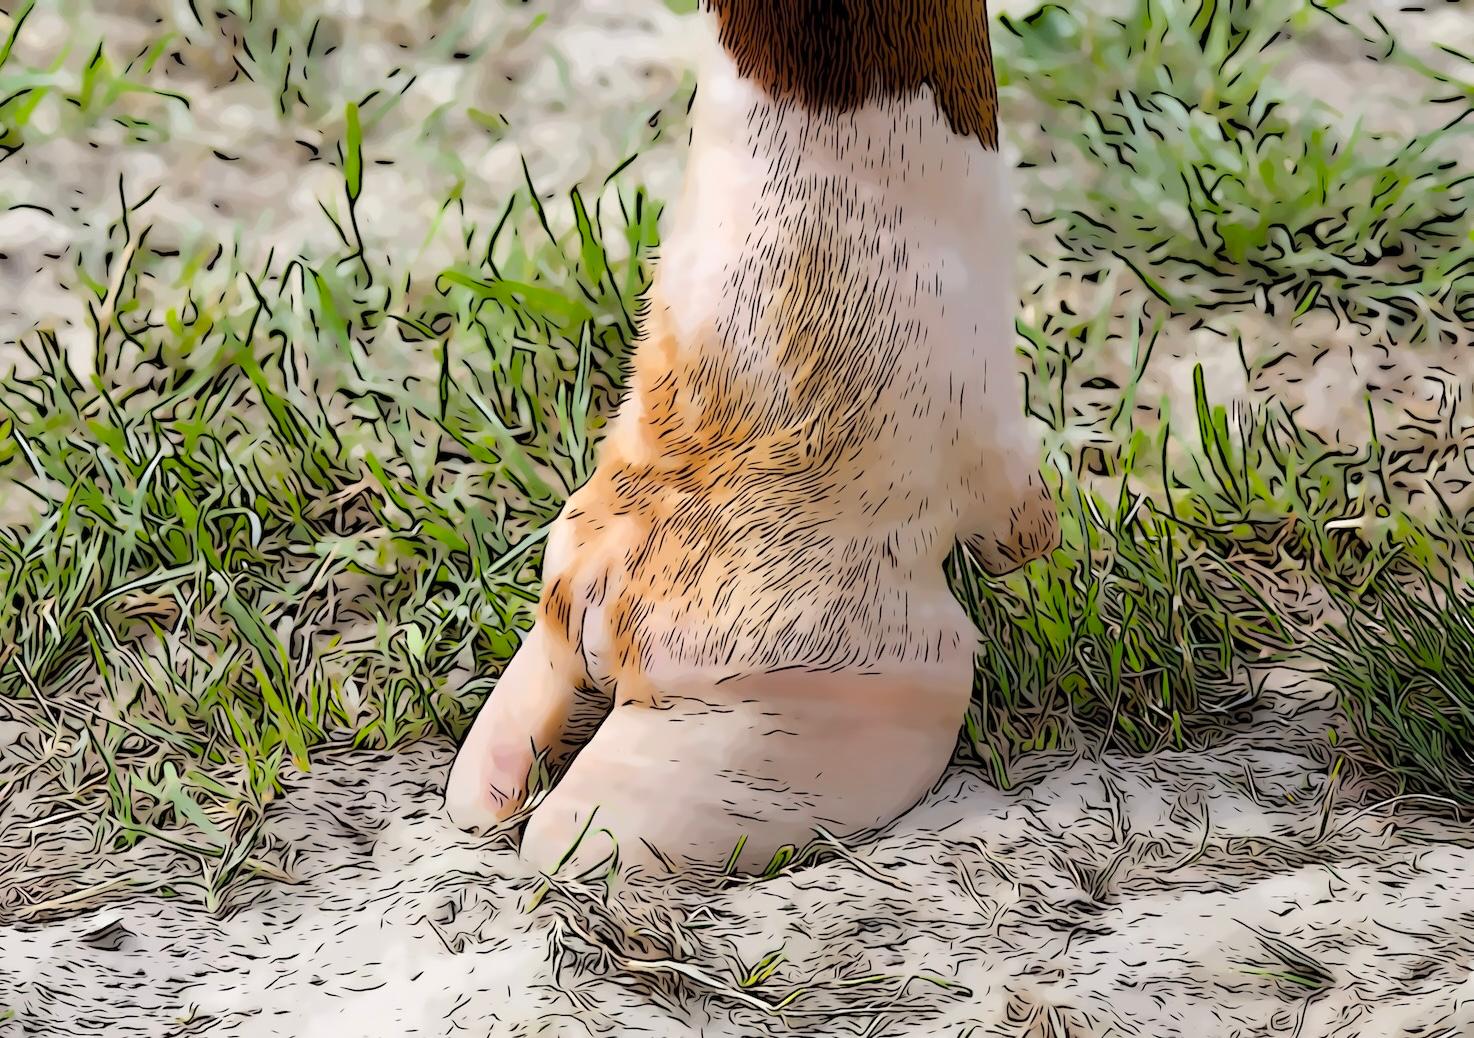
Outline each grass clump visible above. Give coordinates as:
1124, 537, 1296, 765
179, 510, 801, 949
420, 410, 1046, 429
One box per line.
1166, 362, 1471, 587
971, 0, 1474, 789
997, 0, 1474, 341
0, 131, 658, 908
1311, 577, 1474, 807
0, 0, 189, 156
951, 396, 1301, 780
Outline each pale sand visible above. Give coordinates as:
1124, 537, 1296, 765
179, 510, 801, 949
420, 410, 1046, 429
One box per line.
4, 672, 1473, 1036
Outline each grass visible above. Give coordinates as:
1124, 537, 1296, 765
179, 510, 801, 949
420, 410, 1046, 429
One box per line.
1237, 921, 1337, 993
978, 0, 1474, 799
996, 0, 1474, 343
1, 0, 1473, 915
0, 0, 190, 155
1310, 575, 1474, 802
1, 1, 663, 901
0, 157, 666, 901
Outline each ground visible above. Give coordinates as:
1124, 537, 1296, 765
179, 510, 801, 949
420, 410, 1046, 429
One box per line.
2, 0, 1474, 1035
7, 676, 1474, 1035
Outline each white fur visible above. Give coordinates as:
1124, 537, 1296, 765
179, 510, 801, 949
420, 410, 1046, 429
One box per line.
649, 46, 1033, 553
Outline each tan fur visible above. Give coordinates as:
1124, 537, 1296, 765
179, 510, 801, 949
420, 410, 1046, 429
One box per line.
966, 470, 1060, 576
444, 2, 1057, 875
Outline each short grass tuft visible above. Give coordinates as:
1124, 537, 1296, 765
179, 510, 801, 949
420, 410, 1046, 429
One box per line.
1311, 576, 1474, 806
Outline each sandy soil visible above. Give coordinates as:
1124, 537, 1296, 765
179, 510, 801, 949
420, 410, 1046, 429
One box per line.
3, 1, 1474, 1036
4, 672, 1473, 1037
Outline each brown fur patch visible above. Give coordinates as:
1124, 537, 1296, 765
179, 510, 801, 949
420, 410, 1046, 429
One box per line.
965, 473, 1060, 576
706, 0, 999, 148
539, 576, 574, 645
620, 197, 913, 482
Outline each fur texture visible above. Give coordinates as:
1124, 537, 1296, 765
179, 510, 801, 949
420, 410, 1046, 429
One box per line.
707, 0, 1000, 148
445, 2, 1056, 875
